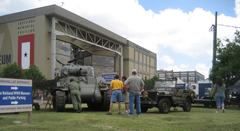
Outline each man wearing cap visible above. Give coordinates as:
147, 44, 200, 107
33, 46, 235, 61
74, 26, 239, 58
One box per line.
124, 69, 144, 116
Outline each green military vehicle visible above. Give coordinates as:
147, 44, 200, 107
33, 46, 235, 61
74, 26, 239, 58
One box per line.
51, 64, 110, 112
141, 78, 194, 113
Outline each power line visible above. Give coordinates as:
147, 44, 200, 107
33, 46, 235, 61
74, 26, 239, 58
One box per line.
218, 24, 240, 29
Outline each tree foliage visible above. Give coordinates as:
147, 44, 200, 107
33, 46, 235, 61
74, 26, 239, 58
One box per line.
1, 63, 45, 80
209, 30, 240, 86
1, 64, 46, 94
144, 76, 159, 90
1, 63, 22, 78
22, 65, 45, 81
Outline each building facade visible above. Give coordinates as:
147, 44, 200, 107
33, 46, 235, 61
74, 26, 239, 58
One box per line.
123, 41, 156, 79
157, 70, 205, 84
0, 5, 156, 79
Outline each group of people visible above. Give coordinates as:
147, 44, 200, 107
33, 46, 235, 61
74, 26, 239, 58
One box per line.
68, 68, 144, 115
69, 68, 226, 115
107, 69, 144, 116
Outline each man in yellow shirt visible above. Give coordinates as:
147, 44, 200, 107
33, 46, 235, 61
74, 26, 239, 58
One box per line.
107, 74, 123, 115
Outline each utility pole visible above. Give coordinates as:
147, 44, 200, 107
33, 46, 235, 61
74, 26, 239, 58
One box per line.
212, 12, 217, 67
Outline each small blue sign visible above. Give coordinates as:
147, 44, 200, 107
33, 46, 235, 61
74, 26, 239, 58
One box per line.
0, 86, 32, 105
0, 78, 32, 113
102, 73, 117, 84
176, 84, 186, 89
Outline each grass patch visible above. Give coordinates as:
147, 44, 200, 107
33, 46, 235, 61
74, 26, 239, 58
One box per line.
0, 107, 239, 131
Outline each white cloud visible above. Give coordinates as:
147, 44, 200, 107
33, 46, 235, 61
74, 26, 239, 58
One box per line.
159, 55, 175, 65
165, 64, 190, 72
0, 0, 11, 13
236, 0, 240, 16
1, 0, 239, 78
195, 63, 210, 78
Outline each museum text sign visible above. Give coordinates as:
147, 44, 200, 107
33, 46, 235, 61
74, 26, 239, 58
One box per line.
0, 78, 32, 113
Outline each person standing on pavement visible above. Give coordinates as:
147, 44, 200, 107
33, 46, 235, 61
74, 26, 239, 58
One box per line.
124, 69, 144, 116
107, 74, 124, 115
69, 78, 82, 113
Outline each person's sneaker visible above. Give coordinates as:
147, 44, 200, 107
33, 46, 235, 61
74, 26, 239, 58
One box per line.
125, 110, 129, 114
106, 112, 112, 115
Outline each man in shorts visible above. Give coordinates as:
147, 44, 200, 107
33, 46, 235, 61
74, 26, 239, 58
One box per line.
107, 74, 123, 115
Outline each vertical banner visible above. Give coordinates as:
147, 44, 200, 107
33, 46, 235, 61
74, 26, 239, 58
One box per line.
21, 42, 30, 69
18, 34, 34, 69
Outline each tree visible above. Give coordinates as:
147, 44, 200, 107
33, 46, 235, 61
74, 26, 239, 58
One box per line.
22, 65, 46, 93
22, 65, 45, 81
1, 63, 46, 91
1, 63, 22, 78
209, 30, 240, 86
144, 76, 159, 90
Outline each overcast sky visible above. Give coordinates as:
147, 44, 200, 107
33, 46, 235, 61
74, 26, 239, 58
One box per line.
0, 0, 240, 78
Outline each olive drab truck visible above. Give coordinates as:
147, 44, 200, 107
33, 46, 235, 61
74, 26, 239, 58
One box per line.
141, 78, 194, 113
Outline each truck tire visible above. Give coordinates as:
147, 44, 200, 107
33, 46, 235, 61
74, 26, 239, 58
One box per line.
101, 91, 110, 111
158, 98, 171, 113
183, 99, 191, 112
33, 103, 40, 110
87, 91, 110, 111
54, 91, 66, 112
87, 103, 96, 110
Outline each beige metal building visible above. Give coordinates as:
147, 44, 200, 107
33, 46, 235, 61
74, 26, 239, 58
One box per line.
0, 5, 156, 79
123, 41, 156, 79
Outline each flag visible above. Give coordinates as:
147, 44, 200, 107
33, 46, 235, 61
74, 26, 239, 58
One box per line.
18, 34, 34, 69
21, 42, 30, 69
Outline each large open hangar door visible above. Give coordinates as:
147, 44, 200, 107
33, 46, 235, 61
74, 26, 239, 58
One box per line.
50, 17, 123, 78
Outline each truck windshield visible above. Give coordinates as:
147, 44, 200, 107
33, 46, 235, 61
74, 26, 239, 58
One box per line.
154, 80, 176, 89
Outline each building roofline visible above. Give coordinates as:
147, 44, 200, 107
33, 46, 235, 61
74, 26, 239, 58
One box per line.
0, 5, 127, 44
127, 40, 156, 57
157, 70, 205, 77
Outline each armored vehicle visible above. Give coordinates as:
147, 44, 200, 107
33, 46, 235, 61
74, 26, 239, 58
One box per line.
141, 78, 194, 113
51, 64, 110, 112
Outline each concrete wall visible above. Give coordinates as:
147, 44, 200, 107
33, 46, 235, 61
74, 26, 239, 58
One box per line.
123, 41, 156, 79
92, 55, 114, 77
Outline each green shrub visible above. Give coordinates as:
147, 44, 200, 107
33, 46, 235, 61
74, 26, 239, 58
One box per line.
2, 63, 22, 78
22, 65, 45, 81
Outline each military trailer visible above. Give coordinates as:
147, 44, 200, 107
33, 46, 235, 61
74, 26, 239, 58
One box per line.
141, 78, 194, 113
51, 64, 110, 112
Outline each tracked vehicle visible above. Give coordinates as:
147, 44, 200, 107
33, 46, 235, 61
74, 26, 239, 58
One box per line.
51, 64, 110, 112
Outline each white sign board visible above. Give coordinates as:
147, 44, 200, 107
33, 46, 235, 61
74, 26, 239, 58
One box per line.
0, 78, 32, 113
